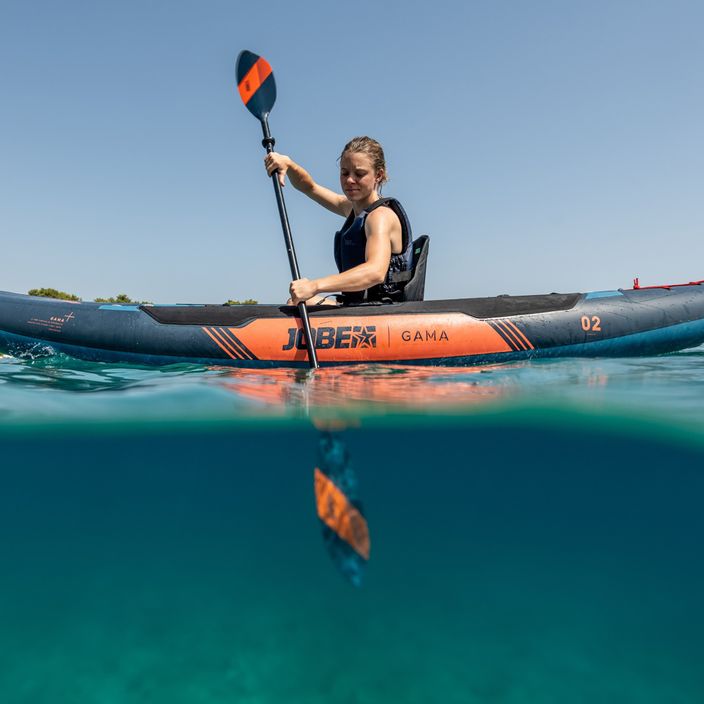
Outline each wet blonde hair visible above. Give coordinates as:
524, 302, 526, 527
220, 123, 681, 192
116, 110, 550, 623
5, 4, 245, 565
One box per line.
339, 136, 388, 192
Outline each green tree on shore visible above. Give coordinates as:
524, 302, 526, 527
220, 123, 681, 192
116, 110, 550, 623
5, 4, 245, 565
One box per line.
28, 288, 80, 301
29, 288, 258, 305
94, 294, 144, 304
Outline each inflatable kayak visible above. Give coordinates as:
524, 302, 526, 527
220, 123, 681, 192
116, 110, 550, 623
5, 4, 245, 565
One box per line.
1, 282, 703, 367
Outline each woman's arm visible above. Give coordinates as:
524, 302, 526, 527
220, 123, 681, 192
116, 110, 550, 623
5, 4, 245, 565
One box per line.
265, 152, 350, 217
289, 208, 399, 304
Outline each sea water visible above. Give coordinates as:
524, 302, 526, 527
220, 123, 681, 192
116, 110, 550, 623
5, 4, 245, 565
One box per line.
1, 350, 703, 703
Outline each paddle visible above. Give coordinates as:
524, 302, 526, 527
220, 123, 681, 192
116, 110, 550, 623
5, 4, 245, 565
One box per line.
235, 50, 319, 369
314, 425, 369, 587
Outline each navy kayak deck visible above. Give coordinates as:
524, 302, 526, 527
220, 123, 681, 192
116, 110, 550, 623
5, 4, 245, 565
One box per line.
140, 292, 583, 326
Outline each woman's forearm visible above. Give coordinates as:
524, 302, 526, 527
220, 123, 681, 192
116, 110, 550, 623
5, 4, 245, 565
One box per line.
314, 263, 387, 295
266, 151, 348, 216
290, 265, 385, 304
283, 158, 315, 194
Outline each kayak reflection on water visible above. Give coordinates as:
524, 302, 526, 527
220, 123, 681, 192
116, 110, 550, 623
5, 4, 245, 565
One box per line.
218, 364, 506, 412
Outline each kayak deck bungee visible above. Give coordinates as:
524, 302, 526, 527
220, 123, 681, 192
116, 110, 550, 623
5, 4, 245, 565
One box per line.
1, 283, 704, 367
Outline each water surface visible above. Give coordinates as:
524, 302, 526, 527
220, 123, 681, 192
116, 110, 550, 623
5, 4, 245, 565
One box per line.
1, 350, 703, 703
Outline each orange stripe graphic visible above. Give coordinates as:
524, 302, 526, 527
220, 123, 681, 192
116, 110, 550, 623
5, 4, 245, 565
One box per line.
202, 327, 236, 359
219, 327, 254, 360
210, 327, 243, 359
238, 57, 272, 106
494, 320, 525, 350
314, 467, 370, 560
505, 320, 534, 350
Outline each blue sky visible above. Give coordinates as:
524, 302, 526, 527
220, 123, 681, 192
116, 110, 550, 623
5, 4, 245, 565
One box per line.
2, 1, 702, 303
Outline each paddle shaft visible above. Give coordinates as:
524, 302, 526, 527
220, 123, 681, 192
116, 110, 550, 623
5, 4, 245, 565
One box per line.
260, 117, 319, 369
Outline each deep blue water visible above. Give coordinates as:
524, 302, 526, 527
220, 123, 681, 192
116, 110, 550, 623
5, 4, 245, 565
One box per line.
1, 351, 703, 702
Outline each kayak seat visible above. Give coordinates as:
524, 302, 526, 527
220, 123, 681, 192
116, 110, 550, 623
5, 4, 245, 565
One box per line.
389, 235, 430, 302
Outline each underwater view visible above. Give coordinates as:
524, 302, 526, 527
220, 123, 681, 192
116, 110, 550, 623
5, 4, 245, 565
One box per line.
1, 350, 704, 703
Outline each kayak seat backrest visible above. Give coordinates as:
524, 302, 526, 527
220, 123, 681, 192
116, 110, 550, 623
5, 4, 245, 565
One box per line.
392, 235, 429, 301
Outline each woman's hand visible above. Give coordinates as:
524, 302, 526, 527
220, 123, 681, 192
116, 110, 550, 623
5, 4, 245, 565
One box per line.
289, 278, 319, 305
264, 152, 290, 187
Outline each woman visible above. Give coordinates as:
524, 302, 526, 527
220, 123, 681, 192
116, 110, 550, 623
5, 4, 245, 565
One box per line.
264, 136, 413, 305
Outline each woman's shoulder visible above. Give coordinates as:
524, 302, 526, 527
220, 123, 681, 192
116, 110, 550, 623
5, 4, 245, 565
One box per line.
365, 201, 402, 229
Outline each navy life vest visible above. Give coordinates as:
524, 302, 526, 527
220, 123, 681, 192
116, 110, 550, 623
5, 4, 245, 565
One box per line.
333, 198, 415, 303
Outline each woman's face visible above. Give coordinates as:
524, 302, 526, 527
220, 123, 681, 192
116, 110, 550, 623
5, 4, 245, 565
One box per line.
339, 151, 381, 202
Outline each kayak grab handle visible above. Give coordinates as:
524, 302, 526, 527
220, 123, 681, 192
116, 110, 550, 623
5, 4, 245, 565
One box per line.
633, 277, 704, 290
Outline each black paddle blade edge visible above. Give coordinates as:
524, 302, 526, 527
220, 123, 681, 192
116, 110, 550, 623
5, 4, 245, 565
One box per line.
236, 49, 276, 119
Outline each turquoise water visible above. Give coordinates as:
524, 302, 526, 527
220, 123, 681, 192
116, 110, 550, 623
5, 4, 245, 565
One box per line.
1, 350, 704, 702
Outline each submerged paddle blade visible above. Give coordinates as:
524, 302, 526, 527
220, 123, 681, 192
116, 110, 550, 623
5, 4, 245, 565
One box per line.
236, 50, 276, 120
315, 432, 369, 587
